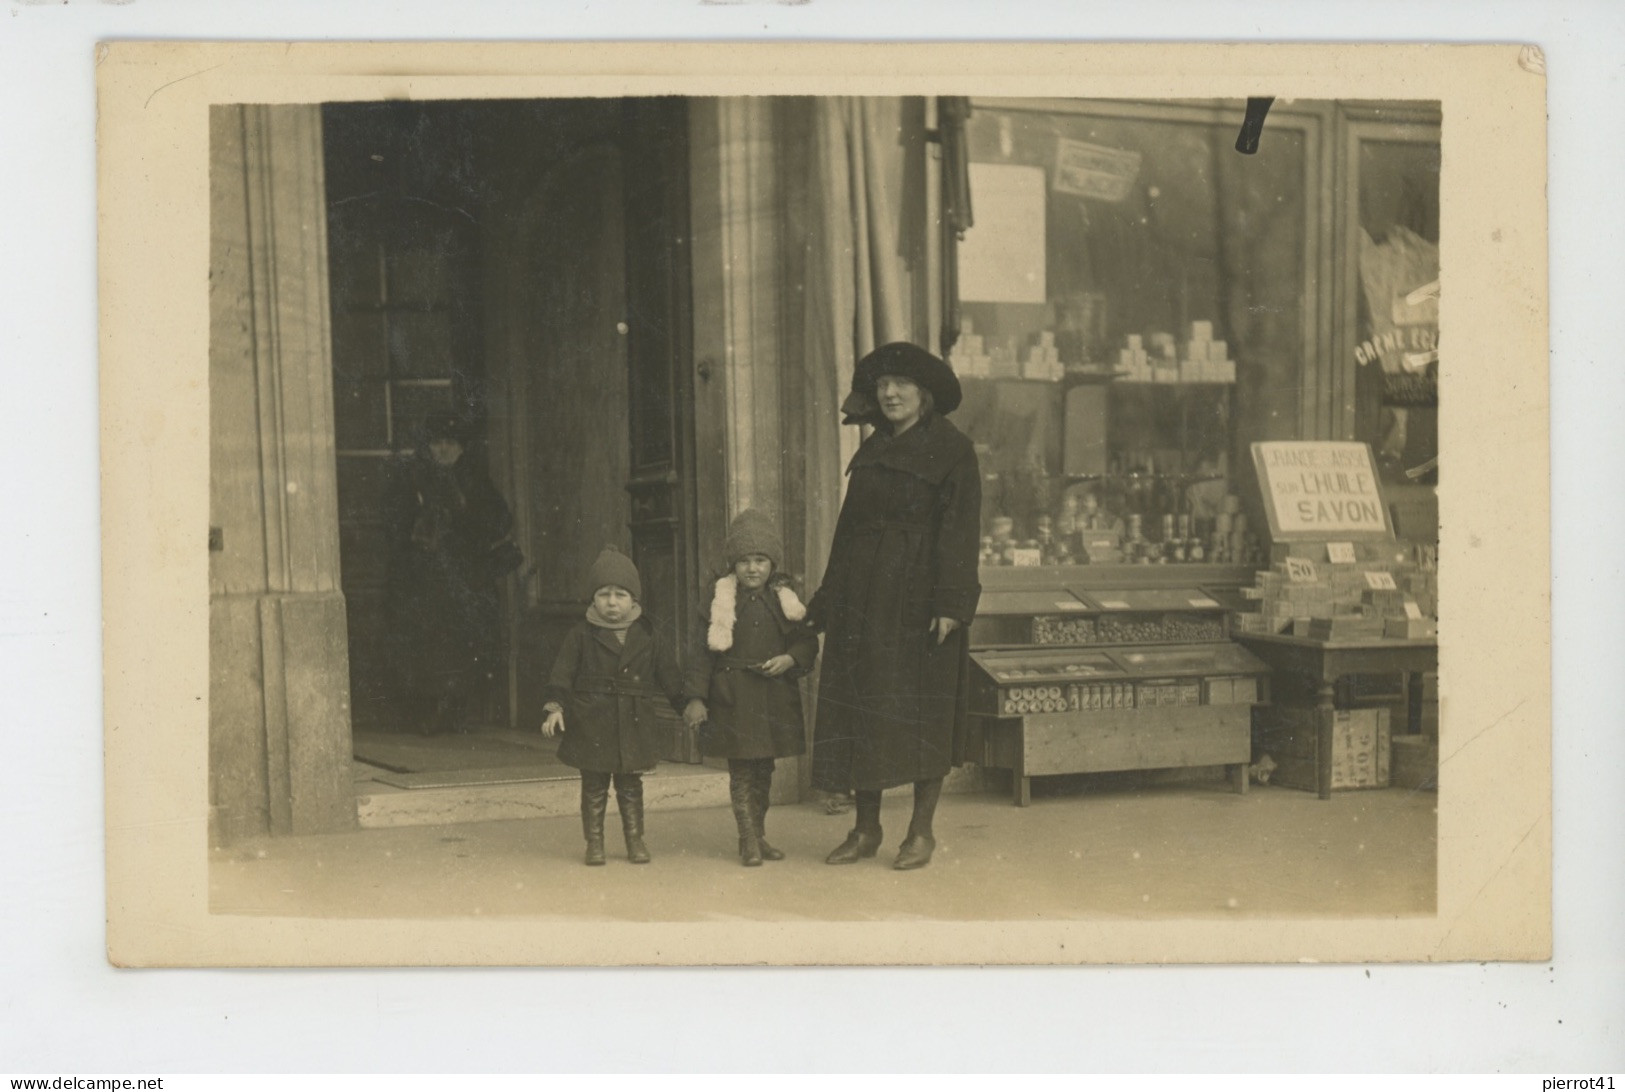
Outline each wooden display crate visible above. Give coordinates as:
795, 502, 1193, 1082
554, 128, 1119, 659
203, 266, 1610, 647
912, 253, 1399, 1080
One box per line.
1256, 706, 1391, 792
1391, 734, 1438, 791
979, 705, 1252, 806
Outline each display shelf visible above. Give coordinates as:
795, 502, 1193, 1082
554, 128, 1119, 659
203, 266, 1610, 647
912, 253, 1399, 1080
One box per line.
1062, 472, 1227, 484
967, 564, 1268, 805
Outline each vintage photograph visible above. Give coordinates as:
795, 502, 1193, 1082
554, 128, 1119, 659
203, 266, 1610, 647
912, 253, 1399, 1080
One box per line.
98, 43, 1549, 966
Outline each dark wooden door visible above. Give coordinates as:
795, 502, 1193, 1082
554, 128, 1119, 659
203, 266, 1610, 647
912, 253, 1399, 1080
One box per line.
323, 103, 491, 733
621, 98, 703, 763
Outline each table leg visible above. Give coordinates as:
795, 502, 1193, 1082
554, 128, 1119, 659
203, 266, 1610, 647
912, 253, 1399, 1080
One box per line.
1012, 728, 1032, 807
1316, 679, 1337, 800
1230, 762, 1249, 795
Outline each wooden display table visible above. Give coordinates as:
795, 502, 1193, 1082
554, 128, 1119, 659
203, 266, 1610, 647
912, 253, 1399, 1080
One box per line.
1234, 633, 1438, 799
968, 564, 1269, 807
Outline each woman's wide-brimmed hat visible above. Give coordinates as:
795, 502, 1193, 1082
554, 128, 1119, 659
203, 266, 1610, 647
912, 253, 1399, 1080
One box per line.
846, 342, 962, 422
422, 411, 472, 445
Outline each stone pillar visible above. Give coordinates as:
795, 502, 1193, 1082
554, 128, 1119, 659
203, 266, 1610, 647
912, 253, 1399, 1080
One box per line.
689, 98, 788, 544
209, 104, 355, 841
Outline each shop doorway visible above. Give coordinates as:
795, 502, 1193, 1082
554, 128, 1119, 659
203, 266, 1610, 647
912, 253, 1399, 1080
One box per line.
322, 99, 704, 782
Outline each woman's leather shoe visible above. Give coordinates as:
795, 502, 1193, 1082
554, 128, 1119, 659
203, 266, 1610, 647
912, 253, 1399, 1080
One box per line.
893, 833, 936, 870
824, 827, 883, 864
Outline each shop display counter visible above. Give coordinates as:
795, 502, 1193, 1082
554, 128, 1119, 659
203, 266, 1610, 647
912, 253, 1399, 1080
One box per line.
969, 565, 1269, 806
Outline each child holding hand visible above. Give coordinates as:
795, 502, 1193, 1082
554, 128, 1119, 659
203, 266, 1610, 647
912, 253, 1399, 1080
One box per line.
541, 547, 692, 866
684, 510, 818, 866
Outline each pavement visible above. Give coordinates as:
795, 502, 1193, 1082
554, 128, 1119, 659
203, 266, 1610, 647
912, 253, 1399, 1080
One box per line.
210, 780, 1436, 922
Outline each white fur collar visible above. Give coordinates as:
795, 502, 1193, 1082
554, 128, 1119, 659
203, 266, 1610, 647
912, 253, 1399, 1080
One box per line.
706, 574, 807, 652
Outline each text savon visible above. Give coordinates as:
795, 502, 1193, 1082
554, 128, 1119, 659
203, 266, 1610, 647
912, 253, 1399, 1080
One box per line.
1275, 468, 1383, 526
1254, 442, 1389, 534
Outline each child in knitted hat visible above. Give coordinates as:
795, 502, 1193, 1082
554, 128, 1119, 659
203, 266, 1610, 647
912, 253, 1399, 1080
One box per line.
541, 546, 689, 866
682, 509, 818, 866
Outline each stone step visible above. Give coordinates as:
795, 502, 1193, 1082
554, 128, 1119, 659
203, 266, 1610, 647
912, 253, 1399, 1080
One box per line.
356, 762, 731, 829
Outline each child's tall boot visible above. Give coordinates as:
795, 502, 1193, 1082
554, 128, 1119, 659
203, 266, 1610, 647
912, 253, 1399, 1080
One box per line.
580, 771, 611, 866
729, 762, 762, 867
750, 759, 785, 861
614, 772, 651, 864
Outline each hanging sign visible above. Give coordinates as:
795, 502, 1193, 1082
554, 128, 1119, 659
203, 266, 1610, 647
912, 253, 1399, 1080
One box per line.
1251, 442, 1395, 541
1326, 542, 1358, 564
1052, 138, 1142, 203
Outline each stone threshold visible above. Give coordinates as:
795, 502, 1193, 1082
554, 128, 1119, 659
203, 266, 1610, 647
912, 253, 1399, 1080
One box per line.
356, 760, 731, 829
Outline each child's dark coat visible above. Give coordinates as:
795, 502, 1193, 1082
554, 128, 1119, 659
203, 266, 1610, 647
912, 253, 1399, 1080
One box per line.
544, 616, 685, 774
685, 576, 818, 760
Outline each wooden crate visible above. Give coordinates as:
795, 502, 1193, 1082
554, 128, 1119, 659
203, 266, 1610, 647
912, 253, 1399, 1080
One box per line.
983, 705, 1251, 778
1391, 734, 1438, 791
1257, 706, 1391, 792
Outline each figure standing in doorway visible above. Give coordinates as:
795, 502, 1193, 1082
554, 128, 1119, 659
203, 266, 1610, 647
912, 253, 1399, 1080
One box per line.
387, 412, 519, 736
807, 342, 983, 870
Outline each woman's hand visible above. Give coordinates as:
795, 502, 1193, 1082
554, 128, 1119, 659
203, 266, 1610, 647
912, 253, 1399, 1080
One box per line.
540, 707, 565, 738
757, 654, 796, 678
683, 698, 709, 728
929, 617, 961, 645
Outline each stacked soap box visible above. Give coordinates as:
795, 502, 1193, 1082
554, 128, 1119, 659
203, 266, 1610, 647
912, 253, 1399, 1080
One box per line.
1117, 321, 1236, 384
950, 319, 1069, 382
948, 316, 993, 378
1230, 542, 1434, 640
1022, 332, 1064, 381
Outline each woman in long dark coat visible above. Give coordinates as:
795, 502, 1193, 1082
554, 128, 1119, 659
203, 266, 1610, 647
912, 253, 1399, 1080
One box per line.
386, 413, 518, 736
808, 342, 982, 870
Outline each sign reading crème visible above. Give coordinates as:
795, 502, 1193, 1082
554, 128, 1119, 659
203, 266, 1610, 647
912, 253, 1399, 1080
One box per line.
1251, 442, 1394, 540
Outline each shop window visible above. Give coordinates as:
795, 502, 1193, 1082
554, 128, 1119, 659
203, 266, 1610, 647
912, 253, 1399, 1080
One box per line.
1346, 126, 1441, 495
951, 99, 1314, 568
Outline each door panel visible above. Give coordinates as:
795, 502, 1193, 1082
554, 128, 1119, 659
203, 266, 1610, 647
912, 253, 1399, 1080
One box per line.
622, 98, 702, 763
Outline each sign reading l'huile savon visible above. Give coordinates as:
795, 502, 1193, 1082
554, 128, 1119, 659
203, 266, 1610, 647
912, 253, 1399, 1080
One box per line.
1251, 442, 1394, 540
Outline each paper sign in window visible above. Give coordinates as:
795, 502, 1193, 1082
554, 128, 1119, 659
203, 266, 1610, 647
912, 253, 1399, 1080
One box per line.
1053, 138, 1142, 203
958, 163, 1047, 304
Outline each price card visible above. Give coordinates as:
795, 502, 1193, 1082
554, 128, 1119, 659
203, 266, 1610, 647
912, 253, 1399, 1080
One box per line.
1099, 599, 1130, 610
1285, 557, 1320, 583
1011, 548, 1042, 567
1055, 601, 1088, 611
1403, 599, 1424, 620
1188, 597, 1221, 608
1363, 570, 1399, 590
1326, 542, 1357, 564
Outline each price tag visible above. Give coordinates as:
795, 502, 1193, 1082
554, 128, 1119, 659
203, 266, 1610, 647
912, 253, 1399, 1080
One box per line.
1285, 557, 1320, 583
1011, 548, 1042, 568
1055, 601, 1087, 611
1364, 570, 1399, 591
1241, 586, 1264, 599
1326, 542, 1357, 564
1188, 597, 1221, 608
1403, 600, 1424, 620
1099, 599, 1130, 610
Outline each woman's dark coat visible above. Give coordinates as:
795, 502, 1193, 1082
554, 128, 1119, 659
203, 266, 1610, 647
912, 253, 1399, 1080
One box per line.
386, 456, 514, 705
809, 414, 983, 792
543, 616, 685, 775
685, 577, 819, 760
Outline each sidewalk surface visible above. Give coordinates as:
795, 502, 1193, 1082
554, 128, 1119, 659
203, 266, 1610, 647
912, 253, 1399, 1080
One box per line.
211, 782, 1436, 922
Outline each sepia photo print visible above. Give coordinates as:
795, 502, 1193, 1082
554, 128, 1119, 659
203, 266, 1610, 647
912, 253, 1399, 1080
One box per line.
98, 43, 1551, 966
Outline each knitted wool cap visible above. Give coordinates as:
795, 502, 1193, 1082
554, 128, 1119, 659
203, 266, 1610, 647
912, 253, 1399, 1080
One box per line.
585, 546, 641, 601
723, 508, 783, 568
